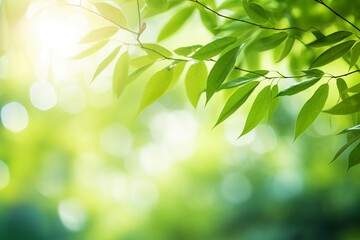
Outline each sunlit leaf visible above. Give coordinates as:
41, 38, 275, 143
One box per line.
310, 40, 355, 68
127, 63, 153, 84
215, 81, 259, 127
174, 45, 202, 57
277, 34, 295, 62
349, 143, 360, 170
93, 2, 127, 28
138, 68, 173, 113
336, 78, 349, 100
277, 77, 321, 97
185, 61, 208, 108
158, 7, 194, 41
141, 43, 172, 59
301, 69, 324, 78
92, 46, 121, 82
347, 83, 360, 93
219, 70, 268, 90
113, 51, 129, 97
206, 45, 241, 103
307, 31, 352, 48
192, 37, 237, 60
324, 92, 360, 115
79, 26, 118, 44
330, 134, 360, 164
73, 40, 109, 59
338, 125, 360, 135
198, 8, 218, 35
350, 42, 360, 70
145, 0, 167, 10
240, 85, 272, 137
252, 32, 288, 52
242, 0, 268, 23
268, 85, 279, 124
168, 61, 186, 88
294, 84, 329, 140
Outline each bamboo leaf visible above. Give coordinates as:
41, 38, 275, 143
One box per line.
192, 37, 237, 60
185, 61, 208, 108
350, 42, 360, 70
219, 70, 268, 90
240, 85, 272, 137
252, 32, 288, 52
336, 78, 349, 100
128, 63, 153, 84
73, 40, 109, 59
349, 143, 360, 170
294, 84, 329, 140
141, 43, 172, 59
215, 81, 259, 127
145, 0, 167, 10
138, 68, 173, 113
174, 45, 202, 57
347, 83, 360, 93
206, 45, 241, 103
301, 69, 324, 78
324, 92, 360, 115
113, 51, 129, 97
277, 77, 321, 97
93, 2, 127, 28
242, 0, 268, 23
277, 34, 295, 62
330, 134, 360, 164
79, 26, 118, 44
307, 31, 353, 48
92, 46, 121, 82
310, 40, 355, 68
268, 85, 279, 124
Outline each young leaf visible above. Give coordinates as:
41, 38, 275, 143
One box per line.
336, 78, 349, 100
294, 84, 329, 140
138, 68, 173, 113
113, 51, 129, 97
323, 92, 360, 115
145, 0, 167, 10
307, 31, 353, 48
128, 63, 153, 84
310, 40, 355, 68
301, 69, 324, 78
349, 42, 360, 70
277, 77, 321, 97
277, 34, 295, 62
174, 45, 202, 57
93, 2, 127, 28
240, 85, 272, 137
347, 83, 360, 92
349, 143, 360, 170
268, 85, 279, 124
79, 26, 118, 44
92, 46, 121, 82
141, 43, 172, 59
215, 81, 259, 127
219, 70, 268, 90
157, 7, 194, 41
330, 134, 360, 164
168, 61, 186, 88
206, 45, 241, 103
199, 8, 218, 35
185, 61, 208, 108
73, 40, 109, 59
242, 0, 268, 23
252, 32, 288, 52
192, 37, 237, 60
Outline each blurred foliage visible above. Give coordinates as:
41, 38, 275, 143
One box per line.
1, 0, 360, 239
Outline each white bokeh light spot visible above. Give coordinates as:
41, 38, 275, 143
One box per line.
59, 85, 86, 114
1, 102, 29, 133
30, 81, 57, 110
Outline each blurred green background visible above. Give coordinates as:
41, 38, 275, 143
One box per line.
1, 0, 360, 239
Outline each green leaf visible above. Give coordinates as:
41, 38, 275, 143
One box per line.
310, 40, 355, 68
277, 34, 295, 62
252, 32, 288, 52
113, 51, 129, 97
157, 7, 194, 41
174, 45, 202, 57
185, 61, 208, 108
347, 83, 360, 93
338, 125, 360, 135
336, 78, 349, 100
349, 143, 360, 170
145, 0, 167, 10
72, 40, 109, 59
168, 61, 186, 88
350, 42, 360, 70
192, 37, 237, 60
219, 70, 268, 90
206, 45, 241, 103
307, 31, 353, 48
130, 55, 154, 68
312, 30, 325, 40
198, 8, 218, 35
138, 68, 173, 113
79, 26, 118, 44
215, 81, 259, 127
294, 84, 329, 140
324, 92, 360, 115
141, 43, 172, 59
240, 85, 272, 137
127, 63, 153, 84
277, 77, 321, 97
93, 2, 127, 28
92, 46, 121, 82
301, 69, 325, 78
330, 134, 360, 164
242, 0, 268, 23
268, 85, 279, 124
